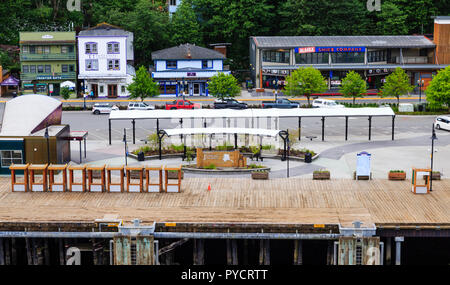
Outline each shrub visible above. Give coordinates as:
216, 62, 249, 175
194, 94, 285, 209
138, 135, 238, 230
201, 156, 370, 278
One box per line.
203, 164, 216, 169
248, 164, 266, 169
389, 170, 405, 173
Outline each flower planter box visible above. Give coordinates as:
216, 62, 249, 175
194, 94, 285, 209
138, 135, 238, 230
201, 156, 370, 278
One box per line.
423, 172, 441, 181
313, 172, 330, 180
251, 171, 269, 180
388, 172, 406, 181
167, 171, 184, 180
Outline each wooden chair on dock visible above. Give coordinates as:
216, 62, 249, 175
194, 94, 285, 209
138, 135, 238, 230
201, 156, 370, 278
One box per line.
28, 164, 48, 192
107, 165, 124, 193
411, 168, 431, 194
68, 165, 86, 192
9, 164, 29, 192
86, 165, 106, 192
164, 166, 182, 193
145, 166, 163, 193
48, 164, 68, 192
126, 166, 144, 193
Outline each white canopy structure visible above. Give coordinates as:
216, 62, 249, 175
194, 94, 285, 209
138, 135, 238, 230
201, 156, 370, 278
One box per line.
162, 127, 282, 138
109, 107, 395, 120
108, 107, 397, 145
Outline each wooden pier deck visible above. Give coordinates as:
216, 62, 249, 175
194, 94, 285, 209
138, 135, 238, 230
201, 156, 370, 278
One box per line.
0, 177, 449, 228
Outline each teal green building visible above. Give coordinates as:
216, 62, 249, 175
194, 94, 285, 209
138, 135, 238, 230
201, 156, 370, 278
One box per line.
19, 32, 76, 96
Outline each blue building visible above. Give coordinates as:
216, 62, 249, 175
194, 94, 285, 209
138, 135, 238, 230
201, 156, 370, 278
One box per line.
151, 43, 231, 97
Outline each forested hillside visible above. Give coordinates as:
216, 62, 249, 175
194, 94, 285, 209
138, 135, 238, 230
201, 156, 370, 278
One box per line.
0, 0, 449, 69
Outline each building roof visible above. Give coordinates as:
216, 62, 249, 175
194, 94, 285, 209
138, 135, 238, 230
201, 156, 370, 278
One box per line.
0, 95, 62, 136
78, 23, 132, 37
152, 44, 226, 60
252, 36, 435, 49
19, 32, 76, 43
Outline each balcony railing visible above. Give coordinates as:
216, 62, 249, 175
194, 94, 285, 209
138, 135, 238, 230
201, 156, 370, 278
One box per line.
395, 56, 429, 64
20, 53, 76, 61
20, 72, 76, 81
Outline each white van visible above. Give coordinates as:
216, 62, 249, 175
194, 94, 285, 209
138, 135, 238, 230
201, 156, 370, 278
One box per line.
312, 99, 344, 108
434, 116, 450, 131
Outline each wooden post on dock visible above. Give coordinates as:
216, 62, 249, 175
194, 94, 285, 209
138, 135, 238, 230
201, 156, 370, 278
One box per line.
92, 238, 99, 265
193, 239, 205, 265
326, 241, 333, 265
259, 240, 270, 265
11, 238, 17, 265
226, 240, 232, 265
232, 240, 238, 265
4, 238, 10, 265
243, 240, 249, 265
0, 238, 4, 265
385, 237, 392, 265
25, 238, 32, 265
59, 238, 65, 265
294, 240, 303, 265
37, 239, 44, 265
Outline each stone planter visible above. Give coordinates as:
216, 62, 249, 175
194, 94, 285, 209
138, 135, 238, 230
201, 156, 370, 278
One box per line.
167, 171, 184, 180
423, 172, 441, 181
388, 172, 406, 181
251, 171, 269, 180
313, 172, 330, 180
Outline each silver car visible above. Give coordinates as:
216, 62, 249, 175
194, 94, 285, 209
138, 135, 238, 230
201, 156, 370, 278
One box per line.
128, 102, 155, 110
92, 103, 119, 115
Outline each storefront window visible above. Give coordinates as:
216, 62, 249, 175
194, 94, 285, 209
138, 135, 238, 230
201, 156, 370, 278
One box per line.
0, 150, 22, 167
295, 53, 329, 64
368, 50, 387, 62
331, 52, 364, 64
263, 50, 290, 63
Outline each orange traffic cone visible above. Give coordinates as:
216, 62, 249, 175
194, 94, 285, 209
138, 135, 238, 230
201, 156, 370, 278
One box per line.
207, 184, 211, 191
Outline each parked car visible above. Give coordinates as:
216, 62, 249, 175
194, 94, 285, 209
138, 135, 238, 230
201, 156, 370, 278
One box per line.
312, 99, 345, 108
262, 98, 299, 109
165, 99, 201, 110
92, 103, 118, 115
214, 98, 248, 109
128, 102, 155, 110
434, 116, 450, 131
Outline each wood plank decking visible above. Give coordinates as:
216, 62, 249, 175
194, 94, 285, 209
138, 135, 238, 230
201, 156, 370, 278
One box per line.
0, 177, 449, 227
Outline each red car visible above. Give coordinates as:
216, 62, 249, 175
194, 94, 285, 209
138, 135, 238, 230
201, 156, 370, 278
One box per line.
165, 99, 201, 110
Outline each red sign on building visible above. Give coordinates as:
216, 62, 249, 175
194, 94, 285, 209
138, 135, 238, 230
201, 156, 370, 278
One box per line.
295, 47, 315, 54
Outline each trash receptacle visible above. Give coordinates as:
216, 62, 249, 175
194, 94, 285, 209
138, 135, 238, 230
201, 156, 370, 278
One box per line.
137, 151, 145, 161
304, 152, 312, 163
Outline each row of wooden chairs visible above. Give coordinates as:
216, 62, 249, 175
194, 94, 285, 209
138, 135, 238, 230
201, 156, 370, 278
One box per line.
9, 164, 182, 193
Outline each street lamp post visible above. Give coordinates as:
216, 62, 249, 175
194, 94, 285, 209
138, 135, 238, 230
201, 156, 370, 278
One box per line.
44, 124, 50, 164
286, 135, 290, 178
430, 124, 437, 192
123, 128, 128, 168
417, 79, 424, 103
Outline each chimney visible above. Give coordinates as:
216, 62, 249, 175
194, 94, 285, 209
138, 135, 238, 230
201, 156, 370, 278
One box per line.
210, 43, 230, 58
434, 16, 450, 64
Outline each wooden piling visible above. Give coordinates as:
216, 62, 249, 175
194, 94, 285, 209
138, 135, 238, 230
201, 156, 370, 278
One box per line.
326, 241, 333, 265
232, 240, 238, 265
0, 238, 4, 265
25, 238, 33, 265
259, 240, 264, 265
32, 238, 38, 265
226, 240, 232, 265
92, 238, 98, 265
11, 238, 17, 265
193, 239, 204, 265
59, 238, 65, 265
44, 239, 50, 265
386, 237, 392, 265
4, 238, 10, 265
243, 240, 249, 265
264, 240, 270, 265
294, 240, 303, 265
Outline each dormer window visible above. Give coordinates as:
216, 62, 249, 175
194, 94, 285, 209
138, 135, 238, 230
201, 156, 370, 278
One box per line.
107, 42, 120, 54
166, 60, 177, 69
85, 42, 97, 54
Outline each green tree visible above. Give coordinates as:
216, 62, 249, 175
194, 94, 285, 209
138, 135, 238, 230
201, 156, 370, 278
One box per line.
381, 67, 414, 105
340, 71, 367, 104
208, 73, 241, 101
170, 0, 202, 46
284, 67, 327, 106
426, 66, 450, 110
127, 66, 159, 101
60, 86, 71, 100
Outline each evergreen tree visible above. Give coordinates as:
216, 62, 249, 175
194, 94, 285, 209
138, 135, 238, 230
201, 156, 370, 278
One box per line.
426, 66, 450, 110
170, 0, 202, 46
127, 66, 160, 101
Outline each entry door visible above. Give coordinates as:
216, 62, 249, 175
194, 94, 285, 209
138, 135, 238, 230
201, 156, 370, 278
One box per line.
108, 84, 118, 98
91, 84, 99, 97
193, 83, 200, 96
